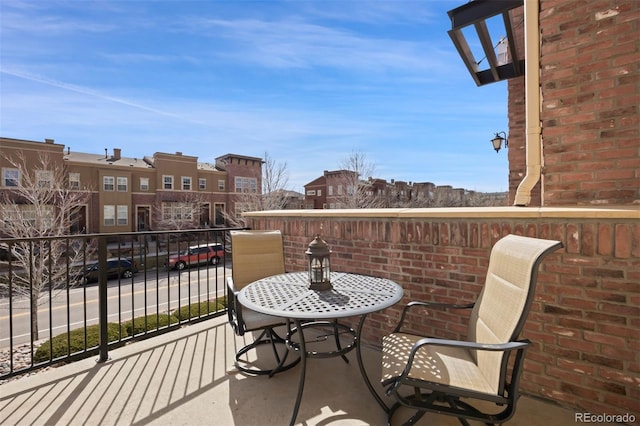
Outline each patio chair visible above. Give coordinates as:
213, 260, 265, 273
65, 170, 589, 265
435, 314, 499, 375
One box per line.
381, 234, 563, 425
227, 230, 300, 376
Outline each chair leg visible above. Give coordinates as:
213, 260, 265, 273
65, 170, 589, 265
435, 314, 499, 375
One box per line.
446, 397, 494, 425
332, 319, 350, 364
266, 329, 298, 378
235, 328, 300, 376
404, 410, 427, 425
387, 389, 493, 426
387, 402, 427, 426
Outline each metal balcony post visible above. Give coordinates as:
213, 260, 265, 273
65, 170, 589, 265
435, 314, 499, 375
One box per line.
97, 236, 109, 363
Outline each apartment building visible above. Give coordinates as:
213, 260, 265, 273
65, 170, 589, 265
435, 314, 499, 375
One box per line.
0, 137, 263, 234
303, 174, 327, 209
304, 170, 507, 208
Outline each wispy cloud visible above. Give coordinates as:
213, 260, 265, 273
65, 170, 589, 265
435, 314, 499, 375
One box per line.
293, 0, 446, 25
0, 67, 206, 123
0, 4, 115, 34
179, 16, 453, 74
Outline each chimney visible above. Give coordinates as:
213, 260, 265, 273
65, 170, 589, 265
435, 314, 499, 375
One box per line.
44, 138, 54, 144
113, 148, 121, 160
176, 152, 182, 156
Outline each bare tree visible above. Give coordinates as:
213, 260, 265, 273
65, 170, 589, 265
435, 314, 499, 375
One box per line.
225, 152, 290, 227
261, 152, 290, 211
0, 151, 92, 340
334, 150, 385, 208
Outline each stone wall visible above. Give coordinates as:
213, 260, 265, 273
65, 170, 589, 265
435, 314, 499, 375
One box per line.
245, 207, 639, 419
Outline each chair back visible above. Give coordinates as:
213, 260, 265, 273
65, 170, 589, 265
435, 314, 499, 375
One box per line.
468, 234, 562, 393
230, 230, 286, 290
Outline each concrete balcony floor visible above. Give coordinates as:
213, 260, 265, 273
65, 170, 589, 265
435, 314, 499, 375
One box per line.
1, 315, 615, 426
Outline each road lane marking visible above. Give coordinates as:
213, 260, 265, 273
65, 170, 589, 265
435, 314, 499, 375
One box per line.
0, 290, 227, 345
0, 273, 231, 321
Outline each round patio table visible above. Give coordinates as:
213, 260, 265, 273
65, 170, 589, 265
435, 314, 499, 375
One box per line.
238, 271, 403, 426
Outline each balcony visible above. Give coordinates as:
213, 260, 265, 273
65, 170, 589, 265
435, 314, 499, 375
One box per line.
0, 314, 610, 425
1, 206, 637, 424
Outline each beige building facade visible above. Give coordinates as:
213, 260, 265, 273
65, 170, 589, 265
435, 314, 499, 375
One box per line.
0, 137, 263, 234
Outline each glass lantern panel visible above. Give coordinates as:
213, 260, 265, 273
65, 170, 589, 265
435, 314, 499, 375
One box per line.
310, 257, 323, 282
322, 258, 330, 281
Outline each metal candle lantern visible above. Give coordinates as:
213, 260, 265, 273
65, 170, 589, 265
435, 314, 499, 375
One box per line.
305, 234, 332, 290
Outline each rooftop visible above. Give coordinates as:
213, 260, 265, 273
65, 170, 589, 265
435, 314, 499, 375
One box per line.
66, 151, 153, 169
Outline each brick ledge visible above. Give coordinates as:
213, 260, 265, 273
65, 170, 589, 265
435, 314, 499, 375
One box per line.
244, 206, 640, 219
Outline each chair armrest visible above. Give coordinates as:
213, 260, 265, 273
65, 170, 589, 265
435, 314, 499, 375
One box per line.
226, 277, 245, 335
227, 276, 238, 294
394, 301, 475, 333
411, 337, 530, 353
407, 301, 475, 310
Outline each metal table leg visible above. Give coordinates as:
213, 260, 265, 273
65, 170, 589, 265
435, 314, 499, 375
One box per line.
285, 318, 358, 425
356, 314, 389, 413
289, 318, 306, 426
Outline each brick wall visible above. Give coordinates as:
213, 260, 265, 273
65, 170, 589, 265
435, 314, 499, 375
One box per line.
246, 208, 639, 419
512, 0, 639, 206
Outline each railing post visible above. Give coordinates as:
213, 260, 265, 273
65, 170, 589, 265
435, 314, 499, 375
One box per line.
97, 236, 109, 363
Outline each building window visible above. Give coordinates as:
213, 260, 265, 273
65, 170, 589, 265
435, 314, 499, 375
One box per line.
103, 176, 115, 191
182, 176, 192, 190
163, 175, 173, 190
337, 185, 343, 195
307, 190, 316, 196
199, 178, 206, 190
234, 202, 253, 218
69, 173, 80, 189
117, 205, 128, 225
36, 170, 53, 188
317, 189, 322, 196
235, 177, 257, 193
5, 206, 23, 228
3, 168, 19, 187
117, 177, 128, 192
2, 205, 54, 229
328, 186, 333, 196
140, 177, 149, 191
347, 185, 355, 196
104, 205, 115, 226
162, 202, 193, 221
218, 179, 225, 191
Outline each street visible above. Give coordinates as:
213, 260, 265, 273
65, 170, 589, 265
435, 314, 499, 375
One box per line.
0, 265, 231, 349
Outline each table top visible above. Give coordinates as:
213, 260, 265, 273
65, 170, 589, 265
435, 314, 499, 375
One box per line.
238, 271, 403, 320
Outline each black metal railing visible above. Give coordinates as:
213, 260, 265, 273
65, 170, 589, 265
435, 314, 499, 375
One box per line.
0, 227, 246, 380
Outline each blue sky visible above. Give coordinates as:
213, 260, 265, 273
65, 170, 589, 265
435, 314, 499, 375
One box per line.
1, 0, 510, 193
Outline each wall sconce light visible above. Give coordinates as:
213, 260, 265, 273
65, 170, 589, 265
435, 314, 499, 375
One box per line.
491, 131, 508, 153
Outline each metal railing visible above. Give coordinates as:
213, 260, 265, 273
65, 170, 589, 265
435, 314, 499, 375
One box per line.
0, 227, 246, 380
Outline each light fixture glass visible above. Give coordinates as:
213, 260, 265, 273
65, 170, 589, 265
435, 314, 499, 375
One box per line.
491, 131, 508, 153
305, 234, 332, 291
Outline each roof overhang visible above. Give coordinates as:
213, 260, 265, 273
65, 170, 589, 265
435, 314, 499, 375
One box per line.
447, 0, 524, 86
